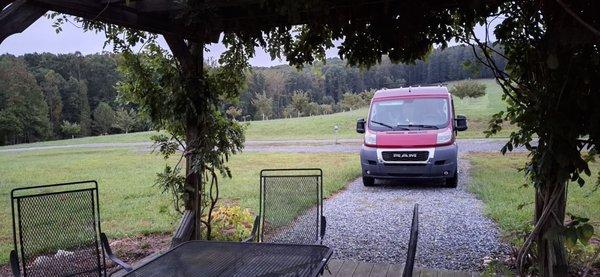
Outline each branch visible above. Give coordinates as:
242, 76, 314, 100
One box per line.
555, 0, 600, 38
164, 34, 197, 75
466, 29, 531, 109
467, 43, 525, 108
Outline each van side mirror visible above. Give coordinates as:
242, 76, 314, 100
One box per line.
356, 118, 366, 133
455, 115, 468, 131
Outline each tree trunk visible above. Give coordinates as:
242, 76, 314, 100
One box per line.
535, 183, 568, 276
534, 2, 570, 275
534, 139, 568, 276
165, 35, 205, 240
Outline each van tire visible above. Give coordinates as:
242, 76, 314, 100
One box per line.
363, 176, 375, 187
446, 172, 458, 188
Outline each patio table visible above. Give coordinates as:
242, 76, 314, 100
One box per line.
124, 240, 332, 277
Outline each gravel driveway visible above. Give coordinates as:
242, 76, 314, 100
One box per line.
265, 139, 516, 272
320, 158, 508, 271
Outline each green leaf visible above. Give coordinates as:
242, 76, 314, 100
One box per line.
577, 224, 594, 245
577, 177, 585, 187
564, 228, 578, 248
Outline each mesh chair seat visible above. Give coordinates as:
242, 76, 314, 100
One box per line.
10, 181, 132, 277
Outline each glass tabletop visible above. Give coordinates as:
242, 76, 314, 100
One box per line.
125, 240, 332, 277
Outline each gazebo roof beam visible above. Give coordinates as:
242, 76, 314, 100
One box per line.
0, 0, 47, 42
2, 0, 502, 44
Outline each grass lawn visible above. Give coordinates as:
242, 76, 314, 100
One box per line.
0, 78, 511, 150
0, 148, 361, 264
467, 153, 600, 242
450, 79, 514, 138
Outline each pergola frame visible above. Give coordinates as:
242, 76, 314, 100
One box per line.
0, 0, 496, 244
1, 0, 478, 43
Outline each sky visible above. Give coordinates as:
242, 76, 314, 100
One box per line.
0, 16, 496, 67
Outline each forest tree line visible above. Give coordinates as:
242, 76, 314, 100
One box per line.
240, 44, 504, 119
0, 44, 504, 145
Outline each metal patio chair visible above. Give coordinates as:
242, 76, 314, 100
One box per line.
245, 168, 326, 245
402, 204, 419, 277
10, 180, 132, 276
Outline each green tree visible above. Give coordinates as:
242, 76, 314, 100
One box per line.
0, 110, 23, 145
320, 104, 333, 115
306, 102, 321, 116
41, 70, 65, 136
289, 90, 310, 117
113, 108, 136, 134
77, 80, 92, 136
0, 55, 51, 145
340, 93, 364, 111
251, 92, 273, 120
61, 77, 92, 136
225, 106, 242, 120
92, 102, 115, 134
449, 80, 486, 99
60, 121, 81, 139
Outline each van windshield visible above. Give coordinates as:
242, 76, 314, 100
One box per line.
369, 98, 450, 131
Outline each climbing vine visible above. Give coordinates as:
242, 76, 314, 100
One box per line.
454, 1, 600, 275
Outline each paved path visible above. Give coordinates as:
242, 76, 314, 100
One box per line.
0, 138, 521, 154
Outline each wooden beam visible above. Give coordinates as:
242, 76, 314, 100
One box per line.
0, 0, 46, 44
29, 0, 198, 38
171, 210, 195, 247
1, 0, 14, 10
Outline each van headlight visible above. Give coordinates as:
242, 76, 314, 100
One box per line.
364, 131, 377, 145
436, 129, 453, 144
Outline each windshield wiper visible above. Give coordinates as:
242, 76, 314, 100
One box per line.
370, 120, 397, 130
397, 124, 439, 130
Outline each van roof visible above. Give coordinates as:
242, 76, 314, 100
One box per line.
373, 86, 450, 100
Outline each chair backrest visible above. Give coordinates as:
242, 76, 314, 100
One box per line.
11, 181, 106, 276
258, 168, 323, 244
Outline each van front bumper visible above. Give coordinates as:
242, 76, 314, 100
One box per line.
360, 144, 458, 181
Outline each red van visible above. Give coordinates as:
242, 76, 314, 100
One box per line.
356, 86, 468, 187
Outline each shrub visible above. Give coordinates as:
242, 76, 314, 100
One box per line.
203, 205, 254, 241
60, 121, 81, 139
340, 93, 364, 111
450, 80, 486, 99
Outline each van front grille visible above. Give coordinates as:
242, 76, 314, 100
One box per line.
381, 151, 429, 162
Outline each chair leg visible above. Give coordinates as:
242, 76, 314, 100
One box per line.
243, 215, 260, 242
10, 250, 21, 277
100, 233, 133, 273
320, 216, 327, 242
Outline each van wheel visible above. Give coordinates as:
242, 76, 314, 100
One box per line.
363, 176, 375, 187
446, 172, 458, 188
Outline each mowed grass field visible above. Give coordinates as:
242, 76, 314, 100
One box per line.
0, 148, 361, 264
0, 78, 510, 150
468, 153, 600, 242
449, 79, 514, 138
